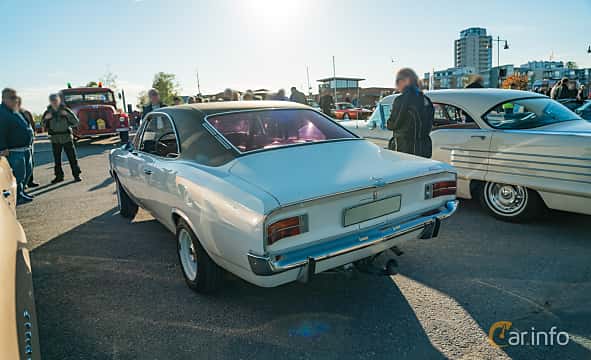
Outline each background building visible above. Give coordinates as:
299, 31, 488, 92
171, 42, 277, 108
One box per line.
454, 27, 492, 74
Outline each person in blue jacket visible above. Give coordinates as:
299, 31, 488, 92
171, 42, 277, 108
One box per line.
0, 88, 34, 205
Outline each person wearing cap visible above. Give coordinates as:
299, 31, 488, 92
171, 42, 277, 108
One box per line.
142, 88, 166, 120
0, 88, 35, 204
42, 93, 82, 183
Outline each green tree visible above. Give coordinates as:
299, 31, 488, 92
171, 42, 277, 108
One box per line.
566, 61, 578, 70
86, 81, 98, 87
137, 90, 149, 109
151, 72, 180, 105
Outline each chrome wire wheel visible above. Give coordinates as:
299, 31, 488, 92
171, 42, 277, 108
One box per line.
178, 228, 198, 281
484, 182, 528, 217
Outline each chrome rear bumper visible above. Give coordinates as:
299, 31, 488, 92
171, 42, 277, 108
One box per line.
247, 200, 458, 276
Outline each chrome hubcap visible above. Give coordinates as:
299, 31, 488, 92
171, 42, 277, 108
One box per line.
485, 182, 527, 216
178, 229, 198, 281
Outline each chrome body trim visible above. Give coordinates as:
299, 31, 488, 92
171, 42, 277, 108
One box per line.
248, 200, 458, 276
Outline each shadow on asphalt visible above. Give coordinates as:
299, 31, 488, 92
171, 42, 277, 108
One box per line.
31, 208, 446, 360
397, 200, 591, 359
32, 137, 121, 168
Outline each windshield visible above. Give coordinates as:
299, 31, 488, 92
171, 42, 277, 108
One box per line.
207, 109, 358, 153
63, 91, 115, 104
483, 98, 581, 129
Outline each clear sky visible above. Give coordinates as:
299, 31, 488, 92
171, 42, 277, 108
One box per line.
2, 0, 590, 112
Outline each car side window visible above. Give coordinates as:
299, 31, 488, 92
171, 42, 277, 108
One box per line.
139, 114, 179, 157
433, 103, 477, 129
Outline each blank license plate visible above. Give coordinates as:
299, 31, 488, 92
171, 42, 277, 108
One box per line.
343, 195, 401, 227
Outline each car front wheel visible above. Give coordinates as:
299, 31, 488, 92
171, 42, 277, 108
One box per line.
176, 220, 223, 293
116, 177, 138, 219
479, 182, 543, 222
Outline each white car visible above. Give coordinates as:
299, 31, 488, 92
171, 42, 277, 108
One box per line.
109, 102, 458, 292
427, 89, 591, 221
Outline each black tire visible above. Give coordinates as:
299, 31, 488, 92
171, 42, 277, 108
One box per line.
116, 177, 138, 219
479, 181, 544, 222
343, 113, 350, 120
176, 220, 223, 293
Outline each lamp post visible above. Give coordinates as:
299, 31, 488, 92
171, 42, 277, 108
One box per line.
493, 36, 509, 87
587, 45, 591, 54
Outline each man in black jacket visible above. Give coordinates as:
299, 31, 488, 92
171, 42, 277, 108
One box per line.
142, 88, 167, 120
387, 68, 434, 158
0, 88, 35, 204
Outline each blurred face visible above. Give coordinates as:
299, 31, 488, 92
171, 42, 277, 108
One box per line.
2, 91, 18, 110
396, 77, 412, 91
149, 92, 160, 104
50, 97, 60, 109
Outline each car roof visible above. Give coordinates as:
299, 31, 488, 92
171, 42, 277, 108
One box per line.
425, 89, 546, 116
378, 89, 546, 117
171, 100, 310, 117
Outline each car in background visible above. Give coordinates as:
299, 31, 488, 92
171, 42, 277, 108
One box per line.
0, 157, 41, 360
428, 89, 591, 221
574, 100, 591, 121
60, 85, 130, 140
109, 102, 458, 292
333, 102, 372, 120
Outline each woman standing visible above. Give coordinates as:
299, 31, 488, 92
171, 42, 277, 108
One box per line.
386, 68, 434, 158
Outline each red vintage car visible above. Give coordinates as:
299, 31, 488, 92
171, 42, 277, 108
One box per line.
333, 102, 373, 120
59, 86, 129, 139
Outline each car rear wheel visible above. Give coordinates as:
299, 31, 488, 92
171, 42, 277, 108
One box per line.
343, 113, 350, 120
116, 177, 138, 219
176, 220, 223, 293
479, 182, 543, 222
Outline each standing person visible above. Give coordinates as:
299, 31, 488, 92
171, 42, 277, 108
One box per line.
42, 94, 82, 183
0, 88, 35, 204
187, 96, 196, 104
142, 89, 166, 119
271, 89, 288, 101
578, 85, 589, 101
242, 90, 254, 101
172, 96, 183, 106
319, 90, 334, 117
554, 78, 571, 100
289, 87, 306, 104
386, 68, 434, 158
16, 97, 39, 188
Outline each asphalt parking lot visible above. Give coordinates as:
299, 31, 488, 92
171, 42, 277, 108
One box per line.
17, 137, 591, 360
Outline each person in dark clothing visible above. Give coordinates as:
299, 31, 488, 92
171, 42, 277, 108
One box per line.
289, 87, 307, 104
141, 88, 167, 120
42, 94, 81, 183
465, 75, 484, 88
16, 97, 39, 188
554, 78, 571, 100
319, 90, 334, 117
578, 85, 589, 101
387, 68, 434, 158
0, 88, 35, 204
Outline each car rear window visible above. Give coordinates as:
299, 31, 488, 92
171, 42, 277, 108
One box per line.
206, 109, 358, 153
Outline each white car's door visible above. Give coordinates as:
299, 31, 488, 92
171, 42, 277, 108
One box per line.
135, 113, 179, 222
430, 103, 492, 198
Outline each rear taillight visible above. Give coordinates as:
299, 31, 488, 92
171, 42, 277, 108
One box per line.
266, 215, 308, 245
425, 180, 456, 199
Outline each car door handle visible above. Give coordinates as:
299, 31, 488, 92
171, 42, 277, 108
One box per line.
143, 169, 153, 175
470, 135, 487, 140
2, 189, 10, 198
